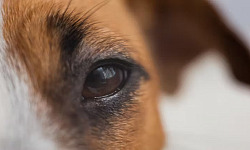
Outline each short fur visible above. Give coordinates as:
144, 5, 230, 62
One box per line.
0, 0, 249, 149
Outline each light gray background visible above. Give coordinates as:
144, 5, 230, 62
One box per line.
160, 0, 250, 150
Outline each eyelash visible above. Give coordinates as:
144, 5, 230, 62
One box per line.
87, 59, 133, 73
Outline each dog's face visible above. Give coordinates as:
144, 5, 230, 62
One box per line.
0, 0, 164, 149
1, 0, 250, 150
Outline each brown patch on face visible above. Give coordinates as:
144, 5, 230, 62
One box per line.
3, 0, 78, 148
2, 0, 164, 149
3, 0, 62, 95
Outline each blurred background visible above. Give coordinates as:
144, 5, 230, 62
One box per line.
160, 0, 250, 150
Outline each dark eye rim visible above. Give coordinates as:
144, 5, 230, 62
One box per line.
87, 58, 133, 73
82, 59, 132, 99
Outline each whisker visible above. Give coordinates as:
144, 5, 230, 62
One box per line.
81, 0, 110, 23
62, 0, 74, 19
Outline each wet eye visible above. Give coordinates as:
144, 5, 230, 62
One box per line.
82, 63, 129, 98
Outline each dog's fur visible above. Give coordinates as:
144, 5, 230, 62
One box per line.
0, 0, 249, 149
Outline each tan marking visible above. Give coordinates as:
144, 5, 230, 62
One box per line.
2, 0, 164, 149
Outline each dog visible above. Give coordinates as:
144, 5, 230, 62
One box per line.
0, 0, 249, 149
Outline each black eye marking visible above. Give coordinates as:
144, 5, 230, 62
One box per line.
82, 61, 129, 99
46, 1, 109, 56
47, 11, 87, 56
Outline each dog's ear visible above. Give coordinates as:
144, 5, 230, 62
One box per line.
124, 0, 250, 93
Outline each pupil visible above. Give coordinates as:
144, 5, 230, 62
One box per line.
89, 67, 118, 88
83, 65, 126, 98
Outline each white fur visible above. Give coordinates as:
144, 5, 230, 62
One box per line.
0, 1, 57, 149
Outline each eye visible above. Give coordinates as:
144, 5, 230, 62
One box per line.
82, 63, 129, 98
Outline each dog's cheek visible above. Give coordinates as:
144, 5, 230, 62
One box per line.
87, 80, 164, 150
140, 78, 165, 150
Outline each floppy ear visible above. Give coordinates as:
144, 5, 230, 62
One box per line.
125, 0, 250, 94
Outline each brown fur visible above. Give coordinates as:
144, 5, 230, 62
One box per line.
2, 0, 250, 149
3, 0, 164, 149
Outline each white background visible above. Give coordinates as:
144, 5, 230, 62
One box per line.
160, 0, 250, 150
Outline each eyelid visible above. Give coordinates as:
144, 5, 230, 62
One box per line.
88, 57, 149, 78
87, 57, 150, 82
73, 42, 150, 80
90, 58, 134, 71
80, 56, 150, 112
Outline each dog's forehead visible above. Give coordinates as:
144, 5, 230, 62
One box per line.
2, 0, 154, 94
2, 0, 150, 70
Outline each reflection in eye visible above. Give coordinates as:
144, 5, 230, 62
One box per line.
82, 64, 128, 98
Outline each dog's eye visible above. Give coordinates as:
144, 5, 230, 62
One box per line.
82, 64, 129, 98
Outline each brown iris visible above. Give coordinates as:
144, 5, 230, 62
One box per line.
82, 64, 128, 98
